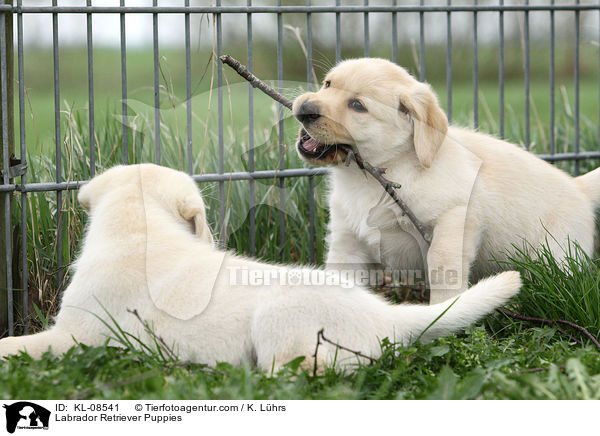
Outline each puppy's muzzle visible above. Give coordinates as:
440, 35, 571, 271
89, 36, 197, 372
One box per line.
294, 100, 321, 125
293, 98, 351, 165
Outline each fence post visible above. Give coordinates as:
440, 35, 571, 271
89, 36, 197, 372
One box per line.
0, 0, 15, 337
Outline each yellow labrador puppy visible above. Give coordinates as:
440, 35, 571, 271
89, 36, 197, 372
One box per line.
293, 58, 600, 304
0, 164, 521, 370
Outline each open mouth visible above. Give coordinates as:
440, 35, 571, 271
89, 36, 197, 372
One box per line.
296, 129, 351, 160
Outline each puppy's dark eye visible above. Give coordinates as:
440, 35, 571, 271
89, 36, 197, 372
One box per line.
324, 80, 331, 88
348, 99, 367, 113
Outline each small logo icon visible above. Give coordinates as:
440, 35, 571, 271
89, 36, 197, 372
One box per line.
3, 402, 50, 434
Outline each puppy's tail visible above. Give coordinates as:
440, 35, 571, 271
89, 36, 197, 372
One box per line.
392, 271, 521, 343
575, 167, 600, 210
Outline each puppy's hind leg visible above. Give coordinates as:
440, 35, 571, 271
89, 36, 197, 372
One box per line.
251, 301, 326, 374
253, 332, 336, 376
0, 328, 79, 359
252, 328, 316, 374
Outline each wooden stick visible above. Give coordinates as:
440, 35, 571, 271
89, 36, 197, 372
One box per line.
498, 308, 600, 352
220, 55, 293, 110
319, 328, 376, 364
220, 54, 432, 244
312, 328, 322, 377
344, 150, 432, 242
312, 328, 375, 375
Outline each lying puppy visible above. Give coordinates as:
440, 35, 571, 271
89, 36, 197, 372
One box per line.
293, 58, 600, 304
0, 164, 521, 371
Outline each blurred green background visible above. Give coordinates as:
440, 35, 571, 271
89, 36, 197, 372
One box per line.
17, 40, 600, 164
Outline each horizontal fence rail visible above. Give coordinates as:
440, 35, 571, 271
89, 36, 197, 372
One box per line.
0, 1, 599, 337
2, 4, 600, 12
1, 150, 600, 194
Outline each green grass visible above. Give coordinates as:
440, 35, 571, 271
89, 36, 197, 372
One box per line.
499, 243, 600, 343
3, 46, 600, 399
17, 44, 600, 156
2, 326, 599, 399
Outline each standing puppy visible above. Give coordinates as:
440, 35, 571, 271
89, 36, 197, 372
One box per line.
0, 164, 521, 370
293, 58, 600, 304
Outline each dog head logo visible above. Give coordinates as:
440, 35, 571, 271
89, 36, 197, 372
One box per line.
3, 402, 50, 433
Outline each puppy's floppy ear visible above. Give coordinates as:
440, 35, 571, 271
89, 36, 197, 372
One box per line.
178, 194, 214, 245
138, 166, 224, 320
145, 248, 224, 320
144, 193, 223, 321
78, 184, 92, 212
400, 84, 448, 168
78, 177, 103, 213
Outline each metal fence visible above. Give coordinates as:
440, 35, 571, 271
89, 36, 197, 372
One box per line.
1, 0, 599, 336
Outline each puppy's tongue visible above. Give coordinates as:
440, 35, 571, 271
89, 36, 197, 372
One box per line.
303, 137, 323, 152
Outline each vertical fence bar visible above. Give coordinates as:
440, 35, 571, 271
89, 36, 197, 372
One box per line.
0, 0, 14, 336
87, 0, 95, 178
335, 0, 341, 63
307, 174, 316, 263
524, 0, 530, 150
277, 0, 285, 260
550, 0, 555, 155
307, 0, 315, 262
392, 0, 397, 63
598, 3, 600, 158
419, 0, 425, 80
499, 0, 504, 138
120, 0, 128, 164
52, 0, 64, 294
446, 0, 452, 122
185, 0, 192, 175
247, 0, 256, 256
574, 0, 580, 175
153, 0, 161, 164
473, 0, 478, 128
363, 0, 369, 57
17, 0, 27, 333
216, 0, 225, 245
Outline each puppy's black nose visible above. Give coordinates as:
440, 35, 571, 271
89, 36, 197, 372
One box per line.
295, 101, 321, 124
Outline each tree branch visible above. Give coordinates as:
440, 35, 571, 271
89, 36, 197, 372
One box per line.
312, 328, 322, 377
497, 308, 600, 351
220, 55, 293, 110
313, 328, 376, 375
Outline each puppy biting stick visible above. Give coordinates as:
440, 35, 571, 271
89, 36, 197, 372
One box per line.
219, 54, 432, 244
